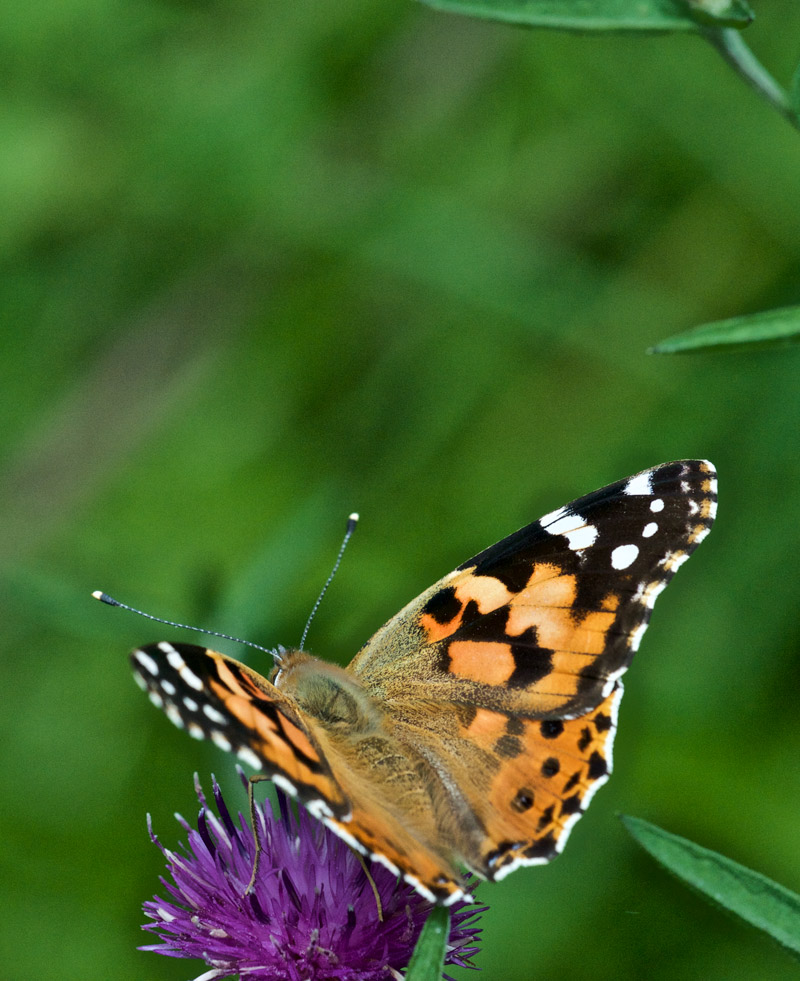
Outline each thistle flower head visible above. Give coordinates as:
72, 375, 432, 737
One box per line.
141, 771, 485, 980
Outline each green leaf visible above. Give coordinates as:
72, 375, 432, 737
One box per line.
649, 304, 800, 353
405, 906, 450, 981
684, 0, 753, 28
414, 0, 750, 33
621, 816, 800, 961
791, 60, 800, 117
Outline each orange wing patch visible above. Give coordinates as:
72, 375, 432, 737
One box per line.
448, 642, 516, 684
457, 684, 623, 879
426, 563, 624, 714
419, 571, 513, 642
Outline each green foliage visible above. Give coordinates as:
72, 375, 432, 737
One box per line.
406, 907, 451, 980
416, 0, 754, 31
685, 0, 754, 29
416, 0, 798, 132
415, 0, 703, 32
650, 304, 800, 352
621, 817, 800, 961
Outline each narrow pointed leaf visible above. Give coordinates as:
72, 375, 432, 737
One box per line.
791, 60, 800, 117
405, 906, 450, 981
415, 0, 752, 32
649, 304, 800, 353
684, 0, 753, 28
621, 816, 800, 961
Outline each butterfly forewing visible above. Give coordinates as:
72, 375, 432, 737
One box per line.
349, 460, 717, 720
130, 641, 349, 817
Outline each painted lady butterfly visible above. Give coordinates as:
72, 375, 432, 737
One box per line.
129, 460, 716, 905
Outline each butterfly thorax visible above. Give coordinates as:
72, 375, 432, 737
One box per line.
274, 650, 381, 734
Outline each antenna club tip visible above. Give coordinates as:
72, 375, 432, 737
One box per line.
92, 590, 117, 605
348, 512, 360, 523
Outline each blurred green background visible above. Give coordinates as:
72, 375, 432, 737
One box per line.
3, 0, 800, 978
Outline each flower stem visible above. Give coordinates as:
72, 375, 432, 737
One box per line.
702, 28, 800, 133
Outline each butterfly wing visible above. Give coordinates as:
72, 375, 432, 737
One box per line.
129, 460, 716, 904
349, 460, 716, 717
130, 641, 349, 818
348, 460, 717, 878
131, 640, 474, 904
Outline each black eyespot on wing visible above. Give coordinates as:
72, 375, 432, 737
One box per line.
540, 719, 564, 739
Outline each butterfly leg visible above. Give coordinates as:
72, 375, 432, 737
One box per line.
353, 850, 383, 921
244, 773, 272, 895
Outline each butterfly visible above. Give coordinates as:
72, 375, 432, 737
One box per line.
129, 460, 716, 905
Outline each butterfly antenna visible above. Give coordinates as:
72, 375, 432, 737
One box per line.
91, 591, 278, 657
299, 512, 359, 651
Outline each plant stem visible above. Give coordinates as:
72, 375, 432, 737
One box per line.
703, 28, 800, 132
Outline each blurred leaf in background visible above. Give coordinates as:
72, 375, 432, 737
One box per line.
2, 0, 800, 979
621, 815, 800, 961
650, 302, 800, 352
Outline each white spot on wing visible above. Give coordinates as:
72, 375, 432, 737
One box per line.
147, 689, 164, 709
320, 816, 368, 855
629, 621, 648, 652
611, 544, 639, 569
443, 886, 471, 906
540, 505, 567, 527
642, 522, 658, 538
558, 808, 585, 843
566, 523, 598, 551
545, 512, 598, 551
165, 703, 185, 729
401, 873, 438, 904
271, 773, 298, 797
601, 663, 627, 697
183, 696, 199, 713
180, 666, 204, 692
665, 551, 690, 573
187, 722, 204, 740
133, 649, 160, 677
642, 579, 667, 609
494, 853, 549, 879
599, 681, 624, 775
211, 731, 232, 752
690, 526, 711, 545
203, 704, 228, 725
236, 747, 262, 770
371, 851, 401, 878
624, 471, 654, 496
307, 798, 334, 819
162, 642, 205, 691
650, 498, 665, 513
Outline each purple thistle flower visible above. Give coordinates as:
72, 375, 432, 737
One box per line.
141, 771, 485, 980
